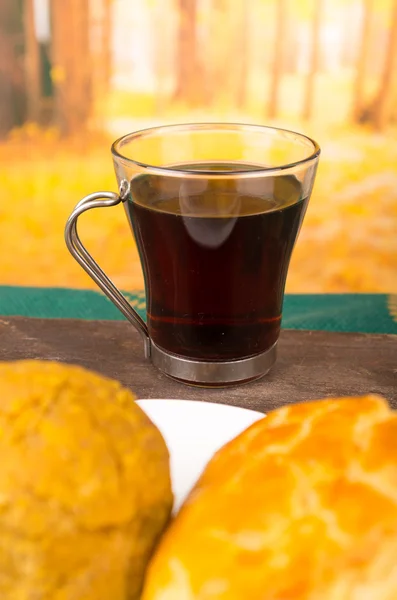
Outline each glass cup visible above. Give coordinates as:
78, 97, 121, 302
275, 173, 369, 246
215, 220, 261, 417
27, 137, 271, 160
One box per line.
65, 123, 320, 386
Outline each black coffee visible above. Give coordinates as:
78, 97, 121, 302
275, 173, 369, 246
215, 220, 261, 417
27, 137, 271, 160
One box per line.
126, 162, 308, 360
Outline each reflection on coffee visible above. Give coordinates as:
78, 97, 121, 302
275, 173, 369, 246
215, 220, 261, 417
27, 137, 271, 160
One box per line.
127, 162, 308, 360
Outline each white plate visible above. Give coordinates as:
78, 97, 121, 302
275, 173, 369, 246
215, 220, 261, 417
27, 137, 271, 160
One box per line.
136, 399, 264, 512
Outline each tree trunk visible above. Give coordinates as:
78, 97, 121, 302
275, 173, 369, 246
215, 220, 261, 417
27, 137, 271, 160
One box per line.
268, 0, 287, 119
0, 0, 26, 137
205, 0, 228, 107
352, 0, 373, 122
51, 0, 92, 136
237, 1, 249, 109
303, 0, 323, 121
210, 0, 248, 109
102, 0, 112, 93
24, 0, 41, 123
89, 0, 112, 107
372, 0, 397, 130
174, 0, 201, 105
154, 0, 170, 114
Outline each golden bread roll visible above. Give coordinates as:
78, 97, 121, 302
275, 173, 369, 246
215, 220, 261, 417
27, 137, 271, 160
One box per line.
143, 395, 397, 600
0, 360, 172, 600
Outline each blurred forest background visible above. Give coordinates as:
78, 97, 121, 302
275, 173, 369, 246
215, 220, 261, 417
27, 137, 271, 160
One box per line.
0, 0, 396, 293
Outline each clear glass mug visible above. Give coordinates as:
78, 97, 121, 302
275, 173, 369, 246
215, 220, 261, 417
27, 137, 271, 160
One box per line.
65, 123, 320, 386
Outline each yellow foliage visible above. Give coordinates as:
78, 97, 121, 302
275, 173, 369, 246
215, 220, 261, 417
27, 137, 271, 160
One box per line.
50, 65, 66, 84
0, 122, 396, 293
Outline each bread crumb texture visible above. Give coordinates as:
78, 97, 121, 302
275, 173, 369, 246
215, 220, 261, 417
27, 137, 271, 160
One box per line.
143, 395, 397, 600
0, 360, 172, 600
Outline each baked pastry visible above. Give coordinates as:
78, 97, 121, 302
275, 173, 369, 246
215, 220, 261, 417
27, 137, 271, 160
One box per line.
0, 360, 172, 600
142, 395, 397, 599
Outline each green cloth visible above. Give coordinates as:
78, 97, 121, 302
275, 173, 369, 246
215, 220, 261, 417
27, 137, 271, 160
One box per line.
0, 286, 396, 335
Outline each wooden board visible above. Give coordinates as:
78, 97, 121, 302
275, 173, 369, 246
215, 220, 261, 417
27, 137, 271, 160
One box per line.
0, 316, 396, 412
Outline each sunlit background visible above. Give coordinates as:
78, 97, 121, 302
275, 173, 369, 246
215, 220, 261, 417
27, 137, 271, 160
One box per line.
1, 0, 396, 292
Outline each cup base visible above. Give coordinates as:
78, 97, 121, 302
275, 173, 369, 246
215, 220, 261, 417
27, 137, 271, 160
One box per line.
150, 341, 277, 387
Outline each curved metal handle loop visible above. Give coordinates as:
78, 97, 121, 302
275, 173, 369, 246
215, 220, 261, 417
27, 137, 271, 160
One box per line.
65, 191, 151, 358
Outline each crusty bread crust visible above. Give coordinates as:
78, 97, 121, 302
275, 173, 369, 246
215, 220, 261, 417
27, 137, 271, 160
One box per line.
0, 360, 173, 600
143, 395, 397, 600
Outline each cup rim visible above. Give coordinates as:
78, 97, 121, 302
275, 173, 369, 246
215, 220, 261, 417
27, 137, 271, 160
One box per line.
111, 122, 321, 178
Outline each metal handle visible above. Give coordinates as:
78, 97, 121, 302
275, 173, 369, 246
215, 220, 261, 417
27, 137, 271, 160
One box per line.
64, 191, 151, 358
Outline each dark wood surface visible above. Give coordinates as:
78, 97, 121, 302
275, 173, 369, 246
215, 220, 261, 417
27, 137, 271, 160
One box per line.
0, 316, 396, 412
